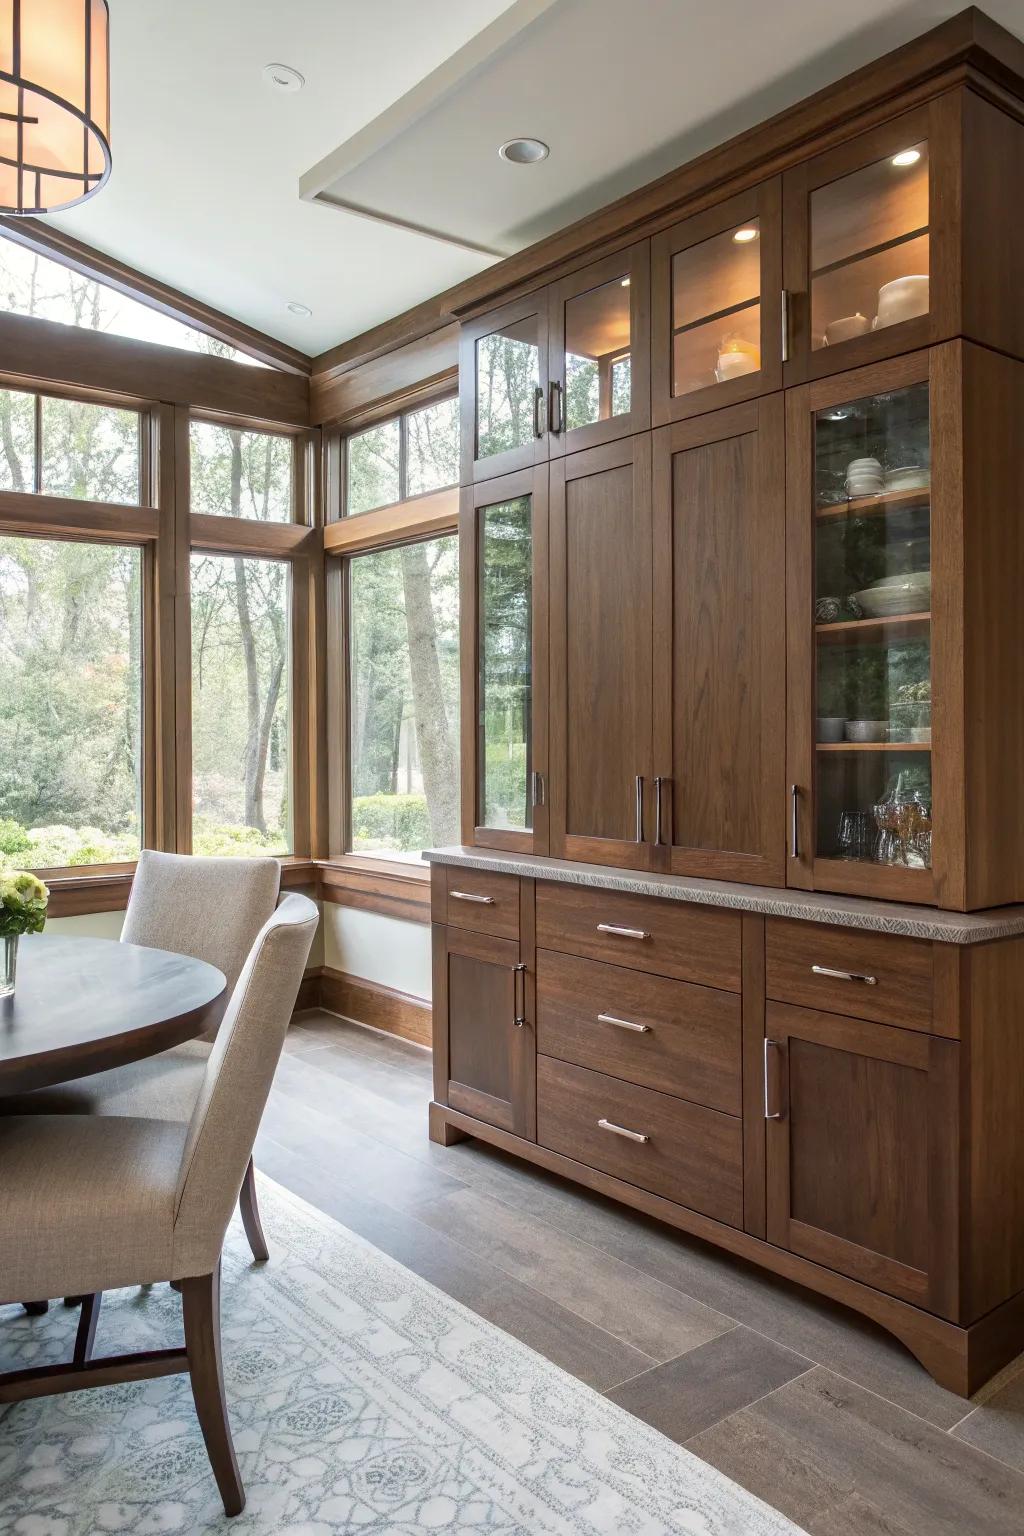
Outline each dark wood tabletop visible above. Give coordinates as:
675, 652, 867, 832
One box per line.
0, 935, 226, 1097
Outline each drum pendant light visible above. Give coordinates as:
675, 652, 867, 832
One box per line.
0, 0, 111, 215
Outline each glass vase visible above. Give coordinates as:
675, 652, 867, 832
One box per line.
1, 933, 18, 999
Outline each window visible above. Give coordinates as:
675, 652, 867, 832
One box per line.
345, 396, 459, 515
0, 233, 265, 365
0, 388, 142, 503
190, 422, 294, 523
0, 537, 142, 870
349, 535, 459, 859
191, 553, 291, 856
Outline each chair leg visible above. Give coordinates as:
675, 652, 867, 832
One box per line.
21, 1301, 48, 1316
238, 1157, 269, 1264
180, 1268, 244, 1517
73, 1294, 101, 1365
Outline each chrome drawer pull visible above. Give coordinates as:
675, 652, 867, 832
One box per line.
811, 964, 878, 986
596, 923, 650, 941
598, 1012, 651, 1034
450, 891, 495, 904
598, 1117, 649, 1144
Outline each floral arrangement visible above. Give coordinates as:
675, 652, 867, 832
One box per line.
0, 871, 49, 937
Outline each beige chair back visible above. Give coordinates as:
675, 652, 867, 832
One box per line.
171, 893, 317, 1278
122, 851, 281, 1039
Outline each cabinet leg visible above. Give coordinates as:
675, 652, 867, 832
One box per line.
429, 1101, 467, 1147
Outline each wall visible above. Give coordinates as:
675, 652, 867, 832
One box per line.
48, 909, 125, 939
322, 905, 431, 1000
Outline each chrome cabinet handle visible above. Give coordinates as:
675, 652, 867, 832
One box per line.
548, 380, 563, 434
654, 775, 665, 846
764, 1038, 783, 1120
597, 923, 650, 941
598, 1013, 651, 1034
513, 962, 527, 1029
781, 289, 790, 363
530, 770, 545, 807
635, 774, 644, 843
450, 891, 494, 904
790, 783, 800, 860
598, 1117, 649, 1144
811, 964, 878, 986
533, 384, 545, 438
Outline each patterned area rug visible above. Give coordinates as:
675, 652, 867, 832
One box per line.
0, 1177, 805, 1534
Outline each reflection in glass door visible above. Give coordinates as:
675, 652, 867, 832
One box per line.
563, 274, 631, 432
812, 380, 932, 874
478, 495, 533, 833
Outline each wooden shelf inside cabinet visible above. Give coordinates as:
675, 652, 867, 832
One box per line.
815, 612, 930, 644
815, 487, 930, 521
816, 741, 931, 752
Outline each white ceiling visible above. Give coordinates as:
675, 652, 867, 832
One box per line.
45, 0, 1024, 358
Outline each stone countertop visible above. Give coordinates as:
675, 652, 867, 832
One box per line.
422, 847, 1024, 946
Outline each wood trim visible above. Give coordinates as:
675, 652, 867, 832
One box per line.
187, 513, 317, 558
323, 487, 458, 554
318, 858, 431, 924
171, 406, 193, 853
0, 312, 310, 427
741, 913, 767, 1239
153, 405, 179, 851
311, 325, 458, 427
43, 872, 133, 919
0, 216, 311, 375
0, 492, 158, 542
318, 965, 432, 1047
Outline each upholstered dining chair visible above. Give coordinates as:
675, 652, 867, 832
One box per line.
0, 892, 318, 1517
0, 850, 281, 1267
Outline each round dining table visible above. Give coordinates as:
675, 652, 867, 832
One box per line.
0, 933, 226, 1097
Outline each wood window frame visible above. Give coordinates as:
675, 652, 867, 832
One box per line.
339, 386, 459, 522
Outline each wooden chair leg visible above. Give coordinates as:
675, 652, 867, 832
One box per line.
180, 1268, 244, 1517
21, 1301, 48, 1316
73, 1293, 101, 1365
238, 1157, 269, 1264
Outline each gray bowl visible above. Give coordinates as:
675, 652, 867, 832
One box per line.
845, 719, 889, 743
816, 717, 847, 743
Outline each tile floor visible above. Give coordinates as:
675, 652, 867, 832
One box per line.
256, 1010, 1024, 1536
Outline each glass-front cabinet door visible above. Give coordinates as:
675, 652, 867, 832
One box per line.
788, 354, 938, 903
547, 242, 650, 456
460, 295, 549, 483
462, 467, 548, 852
783, 100, 957, 381
652, 181, 782, 425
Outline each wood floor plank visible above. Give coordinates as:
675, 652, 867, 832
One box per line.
606, 1326, 812, 1443
409, 1184, 736, 1363
952, 1365, 1024, 1474
688, 1367, 1024, 1536
255, 1135, 657, 1391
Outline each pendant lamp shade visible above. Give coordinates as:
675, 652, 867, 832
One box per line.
0, 0, 110, 215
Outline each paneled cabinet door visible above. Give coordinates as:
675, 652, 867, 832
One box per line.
548, 436, 655, 869
433, 925, 536, 1140
764, 1002, 959, 1318
651, 180, 783, 426
651, 395, 786, 885
782, 97, 959, 384
460, 293, 550, 483
547, 242, 650, 457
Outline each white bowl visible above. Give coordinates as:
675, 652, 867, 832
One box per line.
853, 574, 931, 617
875, 275, 929, 327
884, 466, 930, 491
824, 313, 870, 345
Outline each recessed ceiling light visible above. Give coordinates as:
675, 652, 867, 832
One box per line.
287, 301, 312, 317
498, 137, 549, 165
891, 148, 921, 167
733, 227, 759, 243
264, 63, 305, 93
620, 277, 631, 288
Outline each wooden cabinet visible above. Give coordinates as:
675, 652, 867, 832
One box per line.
460, 293, 550, 484
548, 436, 653, 867
652, 180, 783, 424
764, 1001, 958, 1316
432, 922, 535, 1140
460, 466, 549, 854
651, 395, 786, 884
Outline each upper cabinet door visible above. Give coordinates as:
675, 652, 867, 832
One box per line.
548, 437, 654, 870
651, 396, 786, 886
651, 180, 783, 427
460, 295, 550, 483
547, 242, 650, 457
461, 466, 549, 855
783, 97, 960, 383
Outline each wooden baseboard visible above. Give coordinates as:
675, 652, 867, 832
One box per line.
298, 965, 432, 1048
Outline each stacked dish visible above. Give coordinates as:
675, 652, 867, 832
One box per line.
852, 571, 931, 618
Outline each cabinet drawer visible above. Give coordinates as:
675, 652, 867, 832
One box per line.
765, 918, 933, 1032
536, 882, 741, 990
536, 949, 741, 1114
537, 1055, 743, 1227
444, 867, 520, 939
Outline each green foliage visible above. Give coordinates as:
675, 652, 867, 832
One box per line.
0, 869, 48, 936
351, 794, 431, 854
192, 817, 287, 858
0, 819, 30, 855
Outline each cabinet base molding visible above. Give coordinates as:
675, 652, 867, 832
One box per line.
427, 1099, 1024, 1398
